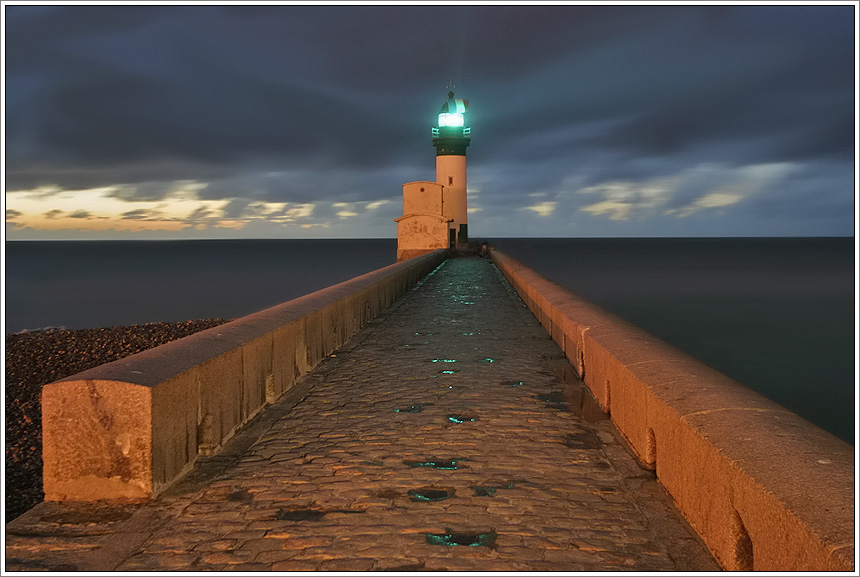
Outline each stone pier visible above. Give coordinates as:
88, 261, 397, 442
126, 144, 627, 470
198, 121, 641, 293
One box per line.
4, 257, 718, 571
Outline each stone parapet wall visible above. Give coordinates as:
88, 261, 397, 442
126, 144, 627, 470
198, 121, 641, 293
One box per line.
491, 249, 854, 572
41, 249, 447, 503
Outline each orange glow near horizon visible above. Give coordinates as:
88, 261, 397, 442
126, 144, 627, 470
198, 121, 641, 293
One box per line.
14, 215, 191, 232
4, 183, 328, 235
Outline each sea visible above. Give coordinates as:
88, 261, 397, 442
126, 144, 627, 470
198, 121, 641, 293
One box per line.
4, 237, 856, 443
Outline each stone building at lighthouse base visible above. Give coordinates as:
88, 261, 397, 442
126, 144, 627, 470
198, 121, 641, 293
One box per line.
394, 181, 451, 262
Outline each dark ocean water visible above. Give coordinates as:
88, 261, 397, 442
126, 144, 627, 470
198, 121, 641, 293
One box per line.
4, 239, 398, 334
492, 237, 856, 444
4, 237, 856, 443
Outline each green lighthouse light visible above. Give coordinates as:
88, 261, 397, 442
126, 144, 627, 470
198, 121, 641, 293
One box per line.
438, 112, 464, 127
432, 91, 471, 155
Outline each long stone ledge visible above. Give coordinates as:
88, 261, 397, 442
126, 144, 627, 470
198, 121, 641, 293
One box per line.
41, 249, 447, 503
491, 249, 854, 572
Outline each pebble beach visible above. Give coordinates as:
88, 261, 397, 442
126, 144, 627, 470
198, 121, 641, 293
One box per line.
4, 319, 230, 523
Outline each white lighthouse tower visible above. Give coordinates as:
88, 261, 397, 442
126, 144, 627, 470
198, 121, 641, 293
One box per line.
395, 91, 472, 261
433, 91, 471, 249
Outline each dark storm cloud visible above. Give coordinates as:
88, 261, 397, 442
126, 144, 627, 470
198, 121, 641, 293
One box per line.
6, 5, 427, 191
477, 6, 853, 164
188, 206, 214, 221
41, 208, 100, 220
120, 208, 162, 220
4, 4, 855, 236
109, 182, 185, 202
743, 161, 854, 220
195, 165, 425, 204
222, 198, 252, 219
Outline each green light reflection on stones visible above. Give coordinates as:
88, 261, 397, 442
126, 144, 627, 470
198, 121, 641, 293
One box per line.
425, 529, 498, 548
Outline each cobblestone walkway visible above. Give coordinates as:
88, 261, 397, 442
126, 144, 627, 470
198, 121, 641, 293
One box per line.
4, 257, 718, 572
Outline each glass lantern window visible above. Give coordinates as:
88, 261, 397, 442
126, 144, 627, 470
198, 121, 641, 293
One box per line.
438, 112, 464, 127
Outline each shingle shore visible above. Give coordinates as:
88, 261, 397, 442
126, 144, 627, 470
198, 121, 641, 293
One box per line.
4, 319, 230, 522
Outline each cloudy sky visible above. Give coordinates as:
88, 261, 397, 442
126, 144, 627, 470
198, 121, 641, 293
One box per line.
3, 3, 856, 240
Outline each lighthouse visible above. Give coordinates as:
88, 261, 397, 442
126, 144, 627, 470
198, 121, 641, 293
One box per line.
395, 91, 472, 261
433, 91, 471, 248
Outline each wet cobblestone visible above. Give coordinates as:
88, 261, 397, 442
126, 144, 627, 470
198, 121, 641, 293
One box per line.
4, 257, 718, 571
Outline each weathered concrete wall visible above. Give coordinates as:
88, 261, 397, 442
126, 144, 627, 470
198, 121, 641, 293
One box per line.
42, 249, 447, 503
402, 181, 443, 215
395, 182, 451, 261
394, 215, 450, 262
491, 249, 854, 572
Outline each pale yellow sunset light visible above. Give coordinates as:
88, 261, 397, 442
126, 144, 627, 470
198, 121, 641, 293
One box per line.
4, 183, 314, 233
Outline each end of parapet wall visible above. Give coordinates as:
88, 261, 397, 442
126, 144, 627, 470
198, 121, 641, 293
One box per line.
42, 249, 448, 502
490, 249, 854, 572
